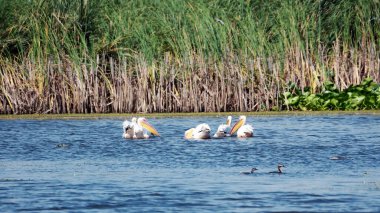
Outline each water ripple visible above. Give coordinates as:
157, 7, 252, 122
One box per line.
1, 115, 380, 212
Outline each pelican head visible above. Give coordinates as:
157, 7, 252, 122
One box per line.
137, 117, 160, 136
185, 123, 211, 139
213, 116, 233, 138
194, 123, 211, 139
123, 117, 160, 139
230, 115, 247, 135
213, 126, 228, 138
195, 123, 211, 132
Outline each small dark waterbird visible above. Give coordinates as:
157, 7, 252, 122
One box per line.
56, 143, 71, 148
240, 167, 258, 175
269, 164, 285, 174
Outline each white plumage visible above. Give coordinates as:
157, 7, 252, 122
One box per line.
122, 120, 134, 139
213, 116, 232, 138
184, 123, 211, 139
236, 124, 254, 138
122, 117, 160, 139
230, 115, 254, 138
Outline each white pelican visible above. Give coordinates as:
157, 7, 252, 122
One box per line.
229, 115, 254, 138
184, 123, 211, 139
213, 116, 232, 138
122, 117, 160, 139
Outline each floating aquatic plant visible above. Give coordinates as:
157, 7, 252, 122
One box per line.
283, 78, 380, 111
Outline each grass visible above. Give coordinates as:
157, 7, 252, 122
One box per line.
0, 0, 379, 114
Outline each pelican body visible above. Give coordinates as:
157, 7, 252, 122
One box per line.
230, 115, 254, 138
184, 123, 211, 139
213, 116, 232, 138
122, 117, 160, 139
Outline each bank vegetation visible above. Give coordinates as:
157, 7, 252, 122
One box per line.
0, 0, 379, 114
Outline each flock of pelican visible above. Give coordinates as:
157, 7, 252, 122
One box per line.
122, 115, 254, 139
184, 115, 254, 139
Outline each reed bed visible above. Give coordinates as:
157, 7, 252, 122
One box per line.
0, 0, 379, 114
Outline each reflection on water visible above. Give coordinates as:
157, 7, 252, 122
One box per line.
1, 115, 380, 212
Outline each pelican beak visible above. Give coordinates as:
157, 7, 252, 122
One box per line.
230, 118, 244, 135
140, 120, 160, 136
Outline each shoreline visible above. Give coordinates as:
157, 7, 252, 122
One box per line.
1, 110, 380, 120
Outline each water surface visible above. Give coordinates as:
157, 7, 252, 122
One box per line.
1, 115, 380, 212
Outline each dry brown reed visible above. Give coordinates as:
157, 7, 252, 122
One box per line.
1, 41, 379, 114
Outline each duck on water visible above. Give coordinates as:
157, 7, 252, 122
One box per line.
240, 167, 258, 175
269, 164, 285, 174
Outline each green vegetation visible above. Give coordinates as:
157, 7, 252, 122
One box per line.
283, 78, 380, 111
0, 0, 379, 114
